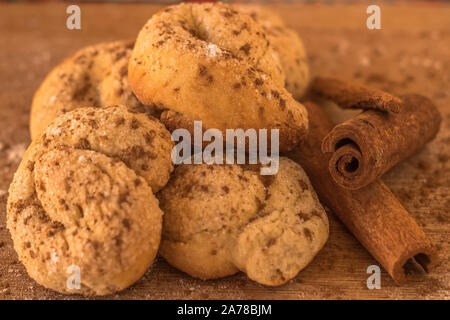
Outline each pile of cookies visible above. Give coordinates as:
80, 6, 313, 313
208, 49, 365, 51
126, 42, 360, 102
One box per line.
7, 2, 329, 295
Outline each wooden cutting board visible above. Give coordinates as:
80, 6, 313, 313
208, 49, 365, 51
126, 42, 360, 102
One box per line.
0, 3, 448, 300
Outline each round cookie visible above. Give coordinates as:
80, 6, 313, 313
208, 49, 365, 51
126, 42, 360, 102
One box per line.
30, 40, 154, 140
158, 157, 329, 286
7, 106, 174, 295
129, 2, 309, 152
233, 4, 310, 99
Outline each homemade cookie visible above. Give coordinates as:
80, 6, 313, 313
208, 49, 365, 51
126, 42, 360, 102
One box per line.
158, 157, 329, 285
7, 106, 174, 295
233, 4, 310, 99
30, 41, 154, 140
129, 2, 309, 152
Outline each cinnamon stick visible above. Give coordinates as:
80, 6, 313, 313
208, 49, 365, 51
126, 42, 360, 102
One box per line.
287, 101, 439, 284
321, 94, 441, 190
311, 76, 403, 113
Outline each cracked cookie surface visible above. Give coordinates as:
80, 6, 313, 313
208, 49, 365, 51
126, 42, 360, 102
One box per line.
158, 157, 329, 286
7, 106, 174, 295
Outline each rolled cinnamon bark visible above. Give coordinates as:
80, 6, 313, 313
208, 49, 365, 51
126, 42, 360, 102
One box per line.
321, 94, 441, 190
311, 76, 403, 113
287, 101, 439, 284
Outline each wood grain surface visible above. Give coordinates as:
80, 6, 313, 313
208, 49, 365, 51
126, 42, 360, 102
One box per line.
0, 3, 448, 300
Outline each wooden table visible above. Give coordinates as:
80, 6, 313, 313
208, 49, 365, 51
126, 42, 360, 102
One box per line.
0, 3, 448, 300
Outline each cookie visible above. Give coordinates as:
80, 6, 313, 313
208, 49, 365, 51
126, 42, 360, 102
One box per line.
158, 157, 329, 286
7, 106, 174, 295
234, 4, 310, 99
129, 2, 309, 152
30, 41, 154, 140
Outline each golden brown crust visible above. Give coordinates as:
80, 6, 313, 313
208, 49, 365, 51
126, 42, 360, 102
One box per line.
233, 4, 310, 100
40, 106, 174, 193
158, 157, 329, 286
129, 3, 308, 152
30, 41, 155, 140
7, 106, 174, 295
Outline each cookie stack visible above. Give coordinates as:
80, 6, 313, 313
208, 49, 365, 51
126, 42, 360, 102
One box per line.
7, 2, 329, 295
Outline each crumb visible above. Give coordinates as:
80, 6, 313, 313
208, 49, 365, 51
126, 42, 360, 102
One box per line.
205, 43, 221, 57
